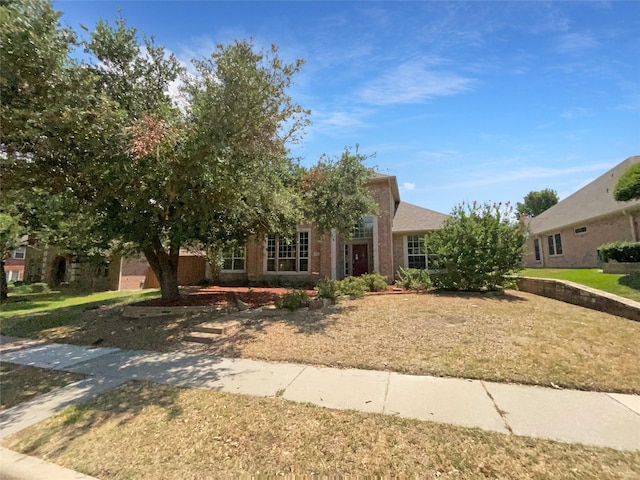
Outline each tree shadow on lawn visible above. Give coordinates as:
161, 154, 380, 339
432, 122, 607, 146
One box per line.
13, 380, 182, 458
0, 296, 216, 352
618, 273, 640, 292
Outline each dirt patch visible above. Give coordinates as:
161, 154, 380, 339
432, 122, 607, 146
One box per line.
135, 286, 316, 309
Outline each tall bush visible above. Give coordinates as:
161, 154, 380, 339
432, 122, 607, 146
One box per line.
598, 241, 640, 263
429, 201, 526, 291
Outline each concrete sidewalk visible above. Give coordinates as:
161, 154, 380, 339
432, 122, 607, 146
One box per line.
1, 336, 639, 458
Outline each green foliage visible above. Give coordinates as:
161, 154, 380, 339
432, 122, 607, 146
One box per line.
394, 267, 432, 291
336, 276, 368, 298
429, 201, 526, 291
27, 282, 50, 294
613, 163, 640, 202
1, 4, 377, 303
302, 146, 378, 236
315, 277, 340, 301
276, 289, 310, 311
516, 189, 559, 218
359, 273, 389, 292
598, 242, 640, 263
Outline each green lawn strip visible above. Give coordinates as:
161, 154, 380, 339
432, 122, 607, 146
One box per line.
0, 290, 159, 339
4, 381, 639, 479
0, 362, 86, 409
521, 268, 640, 302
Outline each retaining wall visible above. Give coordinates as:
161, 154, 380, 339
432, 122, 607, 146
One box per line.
601, 262, 640, 274
515, 277, 640, 322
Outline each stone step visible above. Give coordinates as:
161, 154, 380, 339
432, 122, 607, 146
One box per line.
192, 320, 240, 335
182, 332, 220, 345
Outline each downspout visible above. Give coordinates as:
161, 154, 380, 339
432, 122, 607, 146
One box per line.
330, 228, 337, 280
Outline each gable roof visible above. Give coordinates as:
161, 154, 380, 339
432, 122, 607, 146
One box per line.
527, 155, 640, 235
392, 201, 449, 233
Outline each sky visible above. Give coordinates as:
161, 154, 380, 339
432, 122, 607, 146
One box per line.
54, 1, 640, 215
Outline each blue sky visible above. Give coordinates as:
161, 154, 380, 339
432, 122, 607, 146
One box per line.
55, 1, 640, 215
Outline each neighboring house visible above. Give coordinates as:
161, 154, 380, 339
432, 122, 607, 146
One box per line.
24, 242, 111, 290
523, 155, 640, 269
3, 245, 27, 282
113, 174, 448, 289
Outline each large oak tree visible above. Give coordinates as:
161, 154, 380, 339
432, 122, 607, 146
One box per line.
1, 1, 376, 301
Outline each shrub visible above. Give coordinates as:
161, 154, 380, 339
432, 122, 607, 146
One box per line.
598, 241, 640, 263
429, 201, 526, 291
613, 162, 640, 202
28, 282, 50, 294
276, 289, 310, 311
359, 272, 388, 292
336, 276, 367, 298
395, 267, 432, 291
315, 277, 340, 301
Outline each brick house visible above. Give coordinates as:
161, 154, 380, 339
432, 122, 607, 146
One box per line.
113, 174, 448, 289
3, 245, 27, 282
522, 155, 640, 269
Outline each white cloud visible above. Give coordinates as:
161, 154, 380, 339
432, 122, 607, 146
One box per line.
561, 107, 592, 120
402, 182, 416, 191
445, 162, 615, 189
358, 58, 474, 106
556, 32, 599, 54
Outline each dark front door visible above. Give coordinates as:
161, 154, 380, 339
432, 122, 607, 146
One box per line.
352, 244, 369, 277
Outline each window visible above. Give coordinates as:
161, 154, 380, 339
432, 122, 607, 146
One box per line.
534, 238, 541, 261
575, 227, 587, 234
13, 247, 25, 260
351, 216, 374, 239
6, 270, 20, 282
266, 231, 309, 273
406, 235, 427, 269
221, 244, 245, 272
547, 233, 563, 256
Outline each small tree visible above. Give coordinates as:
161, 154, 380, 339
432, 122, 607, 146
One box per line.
613, 162, 640, 202
516, 189, 559, 218
429, 201, 526, 291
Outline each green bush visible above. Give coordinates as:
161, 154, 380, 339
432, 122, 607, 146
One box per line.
28, 283, 50, 294
315, 277, 340, 301
429, 201, 526, 291
336, 276, 367, 298
275, 289, 310, 311
395, 267, 432, 291
613, 162, 640, 202
598, 241, 640, 263
359, 272, 388, 292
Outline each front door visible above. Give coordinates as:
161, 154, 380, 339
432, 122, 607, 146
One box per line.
352, 244, 369, 276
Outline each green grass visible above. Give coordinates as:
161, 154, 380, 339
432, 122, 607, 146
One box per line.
521, 268, 640, 302
0, 290, 160, 339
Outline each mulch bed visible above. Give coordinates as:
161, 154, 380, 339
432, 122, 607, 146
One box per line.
136, 286, 317, 308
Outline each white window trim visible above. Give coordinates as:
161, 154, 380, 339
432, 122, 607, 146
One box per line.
547, 233, 563, 256
403, 235, 428, 269
220, 245, 246, 273
263, 229, 311, 275
13, 247, 26, 260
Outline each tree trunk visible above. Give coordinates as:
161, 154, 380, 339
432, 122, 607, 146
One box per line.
143, 239, 180, 302
0, 260, 8, 301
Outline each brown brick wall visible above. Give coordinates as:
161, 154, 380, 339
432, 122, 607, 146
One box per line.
524, 212, 637, 268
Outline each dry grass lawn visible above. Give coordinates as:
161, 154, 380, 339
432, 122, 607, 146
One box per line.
203, 291, 640, 393
0, 362, 86, 409
4, 381, 639, 479
4, 289, 639, 393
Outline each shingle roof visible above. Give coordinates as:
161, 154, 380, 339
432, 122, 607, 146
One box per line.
392, 201, 449, 233
527, 155, 640, 235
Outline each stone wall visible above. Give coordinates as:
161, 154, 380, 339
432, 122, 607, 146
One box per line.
601, 262, 640, 274
515, 276, 640, 322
